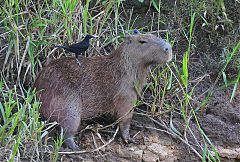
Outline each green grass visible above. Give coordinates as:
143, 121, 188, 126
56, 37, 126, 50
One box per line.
51, 129, 64, 161
0, 0, 239, 161
0, 80, 44, 161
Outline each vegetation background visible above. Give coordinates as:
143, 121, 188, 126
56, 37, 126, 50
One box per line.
0, 0, 239, 161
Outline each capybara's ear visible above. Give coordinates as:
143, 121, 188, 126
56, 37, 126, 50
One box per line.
125, 33, 132, 43
133, 29, 140, 34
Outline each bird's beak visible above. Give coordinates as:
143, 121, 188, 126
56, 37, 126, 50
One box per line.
92, 35, 98, 38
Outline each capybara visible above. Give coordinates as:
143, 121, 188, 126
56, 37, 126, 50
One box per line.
34, 32, 172, 150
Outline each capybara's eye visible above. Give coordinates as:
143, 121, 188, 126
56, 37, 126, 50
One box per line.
139, 40, 147, 44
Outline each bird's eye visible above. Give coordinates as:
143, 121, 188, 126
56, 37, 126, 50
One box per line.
139, 40, 147, 44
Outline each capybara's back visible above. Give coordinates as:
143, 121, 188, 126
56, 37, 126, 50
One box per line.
34, 32, 172, 150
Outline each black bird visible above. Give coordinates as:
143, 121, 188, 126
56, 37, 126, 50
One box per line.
55, 34, 96, 65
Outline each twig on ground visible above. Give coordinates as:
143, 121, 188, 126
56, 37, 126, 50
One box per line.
56, 126, 119, 155
136, 113, 203, 159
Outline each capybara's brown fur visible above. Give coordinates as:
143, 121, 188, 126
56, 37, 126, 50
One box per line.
34, 33, 172, 150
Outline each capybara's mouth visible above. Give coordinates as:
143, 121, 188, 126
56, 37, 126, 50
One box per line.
167, 52, 173, 62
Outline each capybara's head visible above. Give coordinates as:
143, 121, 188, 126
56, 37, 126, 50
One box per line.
123, 32, 172, 65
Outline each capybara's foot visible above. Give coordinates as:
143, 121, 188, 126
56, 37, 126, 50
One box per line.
127, 137, 137, 144
122, 136, 137, 144
65, 136, 80, 151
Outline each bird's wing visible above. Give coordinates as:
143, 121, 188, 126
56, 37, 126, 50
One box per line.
70, 42, 88, 49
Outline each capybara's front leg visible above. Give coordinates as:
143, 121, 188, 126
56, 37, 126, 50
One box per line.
116, 102, 135, 144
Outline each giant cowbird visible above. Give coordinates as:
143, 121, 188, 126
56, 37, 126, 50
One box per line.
55, 34, 96, 65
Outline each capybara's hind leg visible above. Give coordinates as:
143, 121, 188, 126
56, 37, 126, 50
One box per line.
61, 115, 81, 150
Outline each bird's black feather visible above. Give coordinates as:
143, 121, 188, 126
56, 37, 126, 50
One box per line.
55, 34, 96, 65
